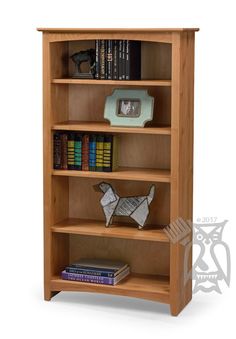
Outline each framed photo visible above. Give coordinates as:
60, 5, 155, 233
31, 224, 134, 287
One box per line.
104, 89, 154, 127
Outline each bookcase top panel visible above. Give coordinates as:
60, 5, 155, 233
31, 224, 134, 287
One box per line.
37, 28, 199, 33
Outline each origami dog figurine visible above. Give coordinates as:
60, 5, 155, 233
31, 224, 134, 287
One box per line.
95, 182, 156, 229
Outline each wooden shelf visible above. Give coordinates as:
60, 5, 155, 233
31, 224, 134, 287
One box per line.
52, 78, 171, 87
52, 218, 169, 242
52, 167, 171, 183
51, 273, 170, 304
52, 121, 171, 135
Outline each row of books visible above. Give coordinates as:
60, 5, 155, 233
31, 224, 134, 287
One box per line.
53, 132, 118, 172
61, 258, 130, 285
95, 40, 141, 81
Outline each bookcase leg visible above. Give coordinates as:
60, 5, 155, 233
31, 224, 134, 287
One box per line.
44, 289, 60, 301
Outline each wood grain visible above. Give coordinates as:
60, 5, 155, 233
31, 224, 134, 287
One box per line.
52, 218, 169, 242
51, 273, 170, 304
69, 235, 170, 276
52, 121, 171, 135
52, 79, 171, 86
52, 167, 171, 183
170, 32, 194, 316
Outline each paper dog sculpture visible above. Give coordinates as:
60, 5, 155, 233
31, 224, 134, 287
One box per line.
95, 182, 156, 229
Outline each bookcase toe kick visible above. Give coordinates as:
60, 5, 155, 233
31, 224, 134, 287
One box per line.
50, 274, 170, 304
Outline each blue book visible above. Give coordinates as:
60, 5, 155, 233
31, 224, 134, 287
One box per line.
89, 134, 96, 171
61, 266, 130, 285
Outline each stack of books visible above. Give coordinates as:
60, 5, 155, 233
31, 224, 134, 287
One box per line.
53, 132, 118, 172
95, 40, 141, 80
61, 258, 130, 285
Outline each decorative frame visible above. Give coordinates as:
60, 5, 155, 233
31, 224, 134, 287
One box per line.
104, 89, 154, 127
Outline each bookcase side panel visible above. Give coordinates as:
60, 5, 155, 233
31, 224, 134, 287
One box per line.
170, 32, 195, 315
43, 35, 70, 299
43, 33, 54, 300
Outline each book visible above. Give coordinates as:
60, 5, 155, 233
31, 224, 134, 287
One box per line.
107, 40, 113, 80
61, 266, 130, 285
96, 134, 104, 171
74, 133, 82, 170
125, 40, 141, 80
65, 264, 127, 277
61, 133, 68, 170
100, 40, 106, 79
122, 40, 126, 80
89, 134, 96, 171
103, 135, 118, 172
53, 132, 62, 169
118, 40, 123, 80
82, 134, 89, 171
67, 132, 75, 170
113, 40, 119, 80
69, 258, 128, 275
95, 39, 100, 79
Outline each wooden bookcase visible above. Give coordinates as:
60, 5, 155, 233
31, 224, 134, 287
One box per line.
38, 28, 199, 316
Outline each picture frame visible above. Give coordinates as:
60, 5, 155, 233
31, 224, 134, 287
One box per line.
104, 89, 154, 127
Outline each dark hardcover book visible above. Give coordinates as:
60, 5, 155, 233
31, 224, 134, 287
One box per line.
65, 266, 119, 278
61, 133, 68, 170
112, 40, 118, 80
70, 258, 128, 272
67, 132, 75, 170
125, 40, 141, 80
100, 40, 106, 79
122, 40, 126, 80
96, 134, 104, 171
74, 133, 82, 170
89, 134, 96, 171
105, 40, 108, 79
95, 39, 100, 79
107, 40, 113, 80
118, 40, 123, 80
82, 134, 89, 171
61, 267, 130, 285
53, 132, 62, 169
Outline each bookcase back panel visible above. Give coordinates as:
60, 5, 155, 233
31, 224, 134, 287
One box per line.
50, 40, 171, 81
52, 176, 69, 224
68, 85, 171, 126
141, 42, 171, 80
119, 134, 170, 169
69, 234, 170, 276
69, 177, 170, 225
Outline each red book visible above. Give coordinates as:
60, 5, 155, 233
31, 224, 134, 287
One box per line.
82, 134, 89, 171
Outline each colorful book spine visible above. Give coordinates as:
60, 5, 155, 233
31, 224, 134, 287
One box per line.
82, 134, 89, 171
89, 134, 96, 171
96, 135, 104, 171
53, 132, 62, 169
74, 133, 82, 170
62, 270, 115, 285
107, 40, 113, 80
67, 132, 75, 170
65, 266, 117, 277
100, 40, 106, 79
95, 39, 100, 79
113, 40, 118, 80
61, 133, 68, 170
103, 135, 113, 172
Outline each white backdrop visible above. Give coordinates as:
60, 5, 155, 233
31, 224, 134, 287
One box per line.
0, 0, 235, 338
